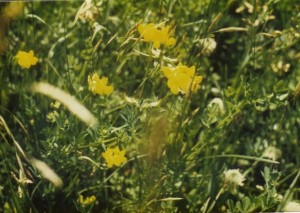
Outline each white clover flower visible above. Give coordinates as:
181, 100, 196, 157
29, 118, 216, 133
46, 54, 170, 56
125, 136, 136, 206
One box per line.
276, 194, 283, 201
262, 146, 282, 161
223, 169, 245, 193
223, 169, 245, 186
283, 201, 300, 212
199, 37, 217, 55
208, 98, 225, 115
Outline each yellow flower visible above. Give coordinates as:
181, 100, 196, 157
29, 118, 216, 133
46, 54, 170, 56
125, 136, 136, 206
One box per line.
15, 50, 38, 69
102, 147, 127, 168
77, 195, 96, 206
190, 76, 203, 92
138, 23, 176, 49
88, 73, 113, 96
161, 63, 203, 95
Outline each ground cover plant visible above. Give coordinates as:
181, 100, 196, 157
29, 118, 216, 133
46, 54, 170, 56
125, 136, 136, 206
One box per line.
0, 0, 300, 212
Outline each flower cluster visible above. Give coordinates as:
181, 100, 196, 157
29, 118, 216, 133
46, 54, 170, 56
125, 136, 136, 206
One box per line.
223, 169, 245, 193
162, 63, 203, 95
88, 73, 113, 96
138, 23, 176, 49
77, 195, 96, 206
199, 37, 217, 55
16, 50, 38, 69
223, 169, 245, 186
137, 23, 203, 95
102, 147, 127, 168
283, 201, 300, 212
262, 146, 282, 161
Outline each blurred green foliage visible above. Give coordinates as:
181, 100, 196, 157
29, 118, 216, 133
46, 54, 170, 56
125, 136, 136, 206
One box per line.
0, 0, 300, 212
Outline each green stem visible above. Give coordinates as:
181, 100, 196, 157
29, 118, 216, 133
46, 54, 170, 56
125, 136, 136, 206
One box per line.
200, 154, 279, 164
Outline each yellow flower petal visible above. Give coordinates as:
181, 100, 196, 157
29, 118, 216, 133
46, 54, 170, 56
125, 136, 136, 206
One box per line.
191, 76, 203, 92
152, 41, 159, 49
178, 73, 191, 93
88, 73, 113, 96
162, 63, 203, 95
167, 78, 180, 95
16, 50, 38, 69
138, 23, 176, 49
166, 37, 176, 46
162, 66, 172, 78
104, 86, 113, 95
102, 147, 127, 168
78, 195, 96, 206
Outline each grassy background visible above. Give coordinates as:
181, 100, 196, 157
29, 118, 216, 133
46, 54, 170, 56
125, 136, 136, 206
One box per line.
1, 0, 300, 212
